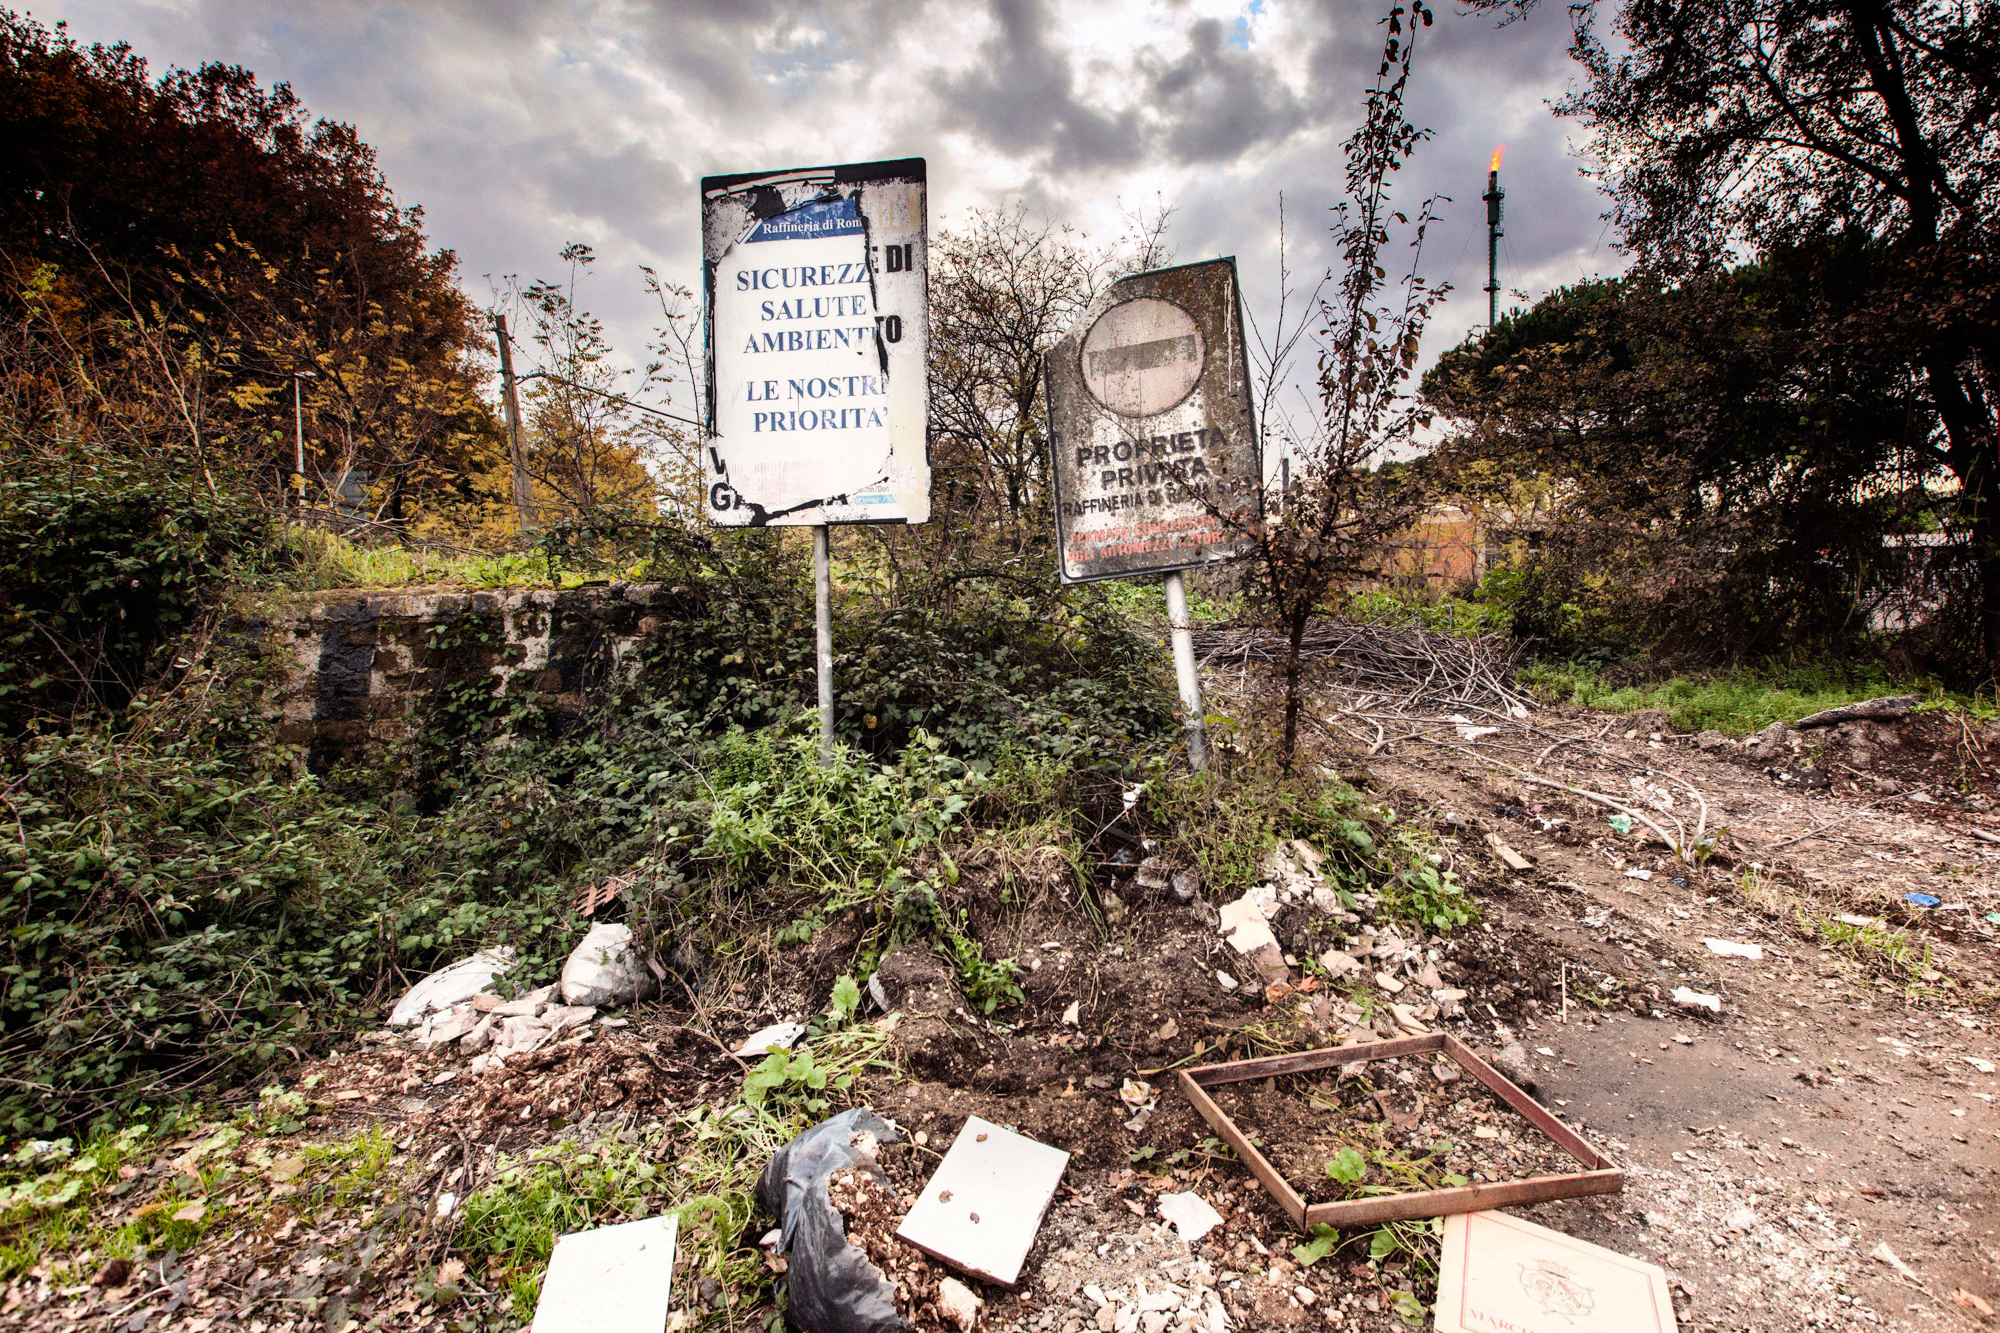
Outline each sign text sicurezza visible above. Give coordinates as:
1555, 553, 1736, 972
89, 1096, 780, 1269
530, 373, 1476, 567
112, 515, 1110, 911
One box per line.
701, 158, 929, 526
1046, 258, 1259, 582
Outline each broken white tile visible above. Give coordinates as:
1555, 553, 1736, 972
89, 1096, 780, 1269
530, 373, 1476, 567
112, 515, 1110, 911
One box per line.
1157, 1192, 1224, 1245
1434, 1210, 1675, 1333
1671, 987, 1721, 1013
896, 1115, 1069, 1287
1703, 938, 1764, 960
530, 1213, 679, 1333
735, 1022, 806, 1057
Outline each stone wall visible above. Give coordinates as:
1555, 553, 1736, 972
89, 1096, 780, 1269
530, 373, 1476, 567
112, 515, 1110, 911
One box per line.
250, 583, 678, 770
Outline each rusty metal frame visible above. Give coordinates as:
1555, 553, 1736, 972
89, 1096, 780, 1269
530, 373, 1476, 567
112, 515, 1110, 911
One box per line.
1176, 1032, 1623, 1231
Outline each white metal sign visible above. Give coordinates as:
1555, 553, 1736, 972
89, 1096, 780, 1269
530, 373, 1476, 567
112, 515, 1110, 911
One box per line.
701, 159, 930, 526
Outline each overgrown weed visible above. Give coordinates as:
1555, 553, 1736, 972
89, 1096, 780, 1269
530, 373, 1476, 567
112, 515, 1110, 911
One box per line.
1520, 660, 1982, 735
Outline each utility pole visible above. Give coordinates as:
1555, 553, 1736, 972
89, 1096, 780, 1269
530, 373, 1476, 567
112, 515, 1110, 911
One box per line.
492, 313, 537, 534
1483, 146, 1505, 329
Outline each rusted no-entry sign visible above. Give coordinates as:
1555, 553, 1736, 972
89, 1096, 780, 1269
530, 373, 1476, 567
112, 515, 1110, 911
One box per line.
1046, 259, 1260, 767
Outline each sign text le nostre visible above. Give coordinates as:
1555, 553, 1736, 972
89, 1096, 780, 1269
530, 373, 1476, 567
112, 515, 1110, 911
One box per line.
701, 158, 930, 526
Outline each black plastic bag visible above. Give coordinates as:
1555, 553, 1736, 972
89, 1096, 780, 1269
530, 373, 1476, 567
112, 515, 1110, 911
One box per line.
756, 1107, 905, 1333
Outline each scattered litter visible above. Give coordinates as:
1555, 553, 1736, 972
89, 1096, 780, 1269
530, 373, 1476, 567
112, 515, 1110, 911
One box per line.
1215, 971, 1238, 991
1608, 815, 1635, 834
1118, 1078, 1156, 1109
1672, 987, 1722, 1013
1624, 868, 1653, 882
1957, 1288, 1995, 1319
1703, 938, 1764, 960
1317, 948, 1362, 977
1373, 970, 1406, 995
1966, 1056, 1996, 1074
896, 1115, 1069, 1287
1987, 913, 2000, 925
1156, 1191, 1224, 1245
559, 923, 658, 1008
388, 948, 516, 1027
1837, 913, 1879, 928
756, 1108, 904, 1333
1485, 833, 1532, 872
1871, 1241, 1921, 1283
529, 1213, 679, 1333
1451, 715, 1500, 741
736, 1022, 807, 1057
1060, 1001, 1080, 1026
1904, 892, 1941, 907
1434, 1209, 1676, 1333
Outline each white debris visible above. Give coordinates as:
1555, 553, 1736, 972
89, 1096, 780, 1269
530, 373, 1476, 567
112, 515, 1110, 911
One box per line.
1156, 1191, 1224, 1245
1672, 986, 1722, 1013
559, 923, 658, 1008
1216, 894, 1278, 955
388, 949, 516, 1027
1216, 971, 1238, 991
937, 1277, 982, 1333
1317, 948, 1362, 977
1624, 868, 1653, 882
1967, 1056, 1997, 1074
735, 1022, 806, 1057
1704, 937, 1764, 960
1061, 1001, 1081, 1026
1871, 1241, 1920, 1283
530, 1214, 679, 1333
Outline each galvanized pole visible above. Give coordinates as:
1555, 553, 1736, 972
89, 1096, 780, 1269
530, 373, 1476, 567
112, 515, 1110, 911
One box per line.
1164, 569, 1208, 771
492, 314, 538, 534
293, 374, 306, 516
814, 524, 835, 765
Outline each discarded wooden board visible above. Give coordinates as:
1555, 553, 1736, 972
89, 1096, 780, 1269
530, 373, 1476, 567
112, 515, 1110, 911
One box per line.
1175, 1031, 1623, 1231
530, 1213, 679, 1333
1434, 1209, 1677, 1333
895, 1115, 1068, 1287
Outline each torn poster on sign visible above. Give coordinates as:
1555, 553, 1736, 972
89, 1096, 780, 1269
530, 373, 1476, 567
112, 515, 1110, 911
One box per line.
1045, 258, 1260, 582
701, 158, 930, 526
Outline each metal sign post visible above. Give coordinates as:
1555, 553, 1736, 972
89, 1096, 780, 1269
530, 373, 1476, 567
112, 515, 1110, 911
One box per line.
1044, 258, 1260, 772
701, 158, 931, 763
814, 524, 834, 764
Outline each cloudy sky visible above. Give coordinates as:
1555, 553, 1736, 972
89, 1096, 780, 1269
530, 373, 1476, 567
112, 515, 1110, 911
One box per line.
46, 0, 1619, 409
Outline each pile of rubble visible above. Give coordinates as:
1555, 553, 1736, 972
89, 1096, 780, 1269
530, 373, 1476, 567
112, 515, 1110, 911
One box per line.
386, 922, 658, 1068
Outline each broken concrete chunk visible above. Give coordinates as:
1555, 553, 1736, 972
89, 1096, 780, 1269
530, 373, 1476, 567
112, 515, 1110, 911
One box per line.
388, 948, 516, 1027
1488, 1042, 1536, 1091
1372, 971, 1405, 995
417, 1005, 480, 1048
461, 1015, 497, 1053
559, 923, 659, 1008
1217, 894, 1279, 956
1242, 942, 1289, 986
1317, 948, 1362, 977
494, 1015, 554, 1057
937, 1277, 982, 1333
540, 1004, 598, 1033
493, 984, 556, 1019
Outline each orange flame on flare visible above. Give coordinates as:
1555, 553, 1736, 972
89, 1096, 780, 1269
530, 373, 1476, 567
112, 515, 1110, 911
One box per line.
1490, 145, 1504, 174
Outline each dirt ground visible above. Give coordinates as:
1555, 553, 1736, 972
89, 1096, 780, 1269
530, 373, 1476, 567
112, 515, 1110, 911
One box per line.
10, 697, 1998, 1333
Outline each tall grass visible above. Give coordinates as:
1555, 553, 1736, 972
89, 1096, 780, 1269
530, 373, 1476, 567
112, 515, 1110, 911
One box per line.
1517, 661, 1983, 735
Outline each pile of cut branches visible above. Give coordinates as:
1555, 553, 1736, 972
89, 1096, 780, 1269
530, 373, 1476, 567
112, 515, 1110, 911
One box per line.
1194, 619, 1533, 718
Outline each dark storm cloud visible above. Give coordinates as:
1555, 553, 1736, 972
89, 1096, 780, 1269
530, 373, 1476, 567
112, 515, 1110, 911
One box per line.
1140, 17, 1309, 163
930, 0, 1147, 172
42, 0, 1618, 378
